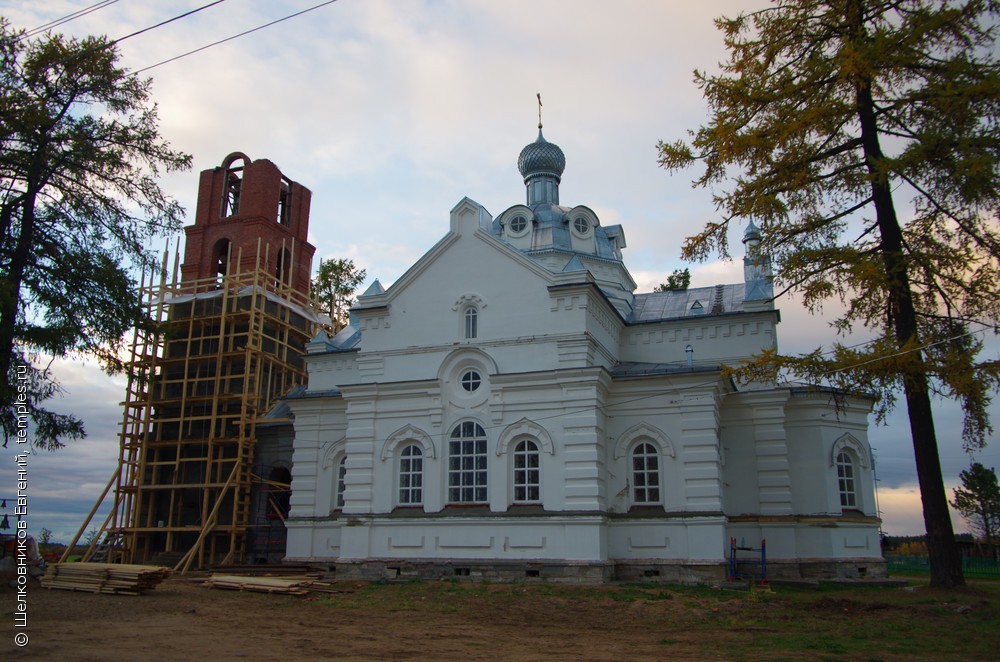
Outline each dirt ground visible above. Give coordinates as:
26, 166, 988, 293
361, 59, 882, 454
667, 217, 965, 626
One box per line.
2, 573, 996, 660
2, 576, 726, 661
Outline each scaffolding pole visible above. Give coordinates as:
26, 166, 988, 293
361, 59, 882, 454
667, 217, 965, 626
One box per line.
73, 241, 318, 569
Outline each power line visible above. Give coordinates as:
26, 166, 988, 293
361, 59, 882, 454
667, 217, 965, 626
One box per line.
133, 0, 341, 74
15, 1, 231, 70
22, 0, 120, 40
112, 0, 229, 46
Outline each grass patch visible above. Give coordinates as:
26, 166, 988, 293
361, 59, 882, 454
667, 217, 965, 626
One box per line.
304, 579, 997, 660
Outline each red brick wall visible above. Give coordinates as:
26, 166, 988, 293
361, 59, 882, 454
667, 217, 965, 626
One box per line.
181, 153, 316, 294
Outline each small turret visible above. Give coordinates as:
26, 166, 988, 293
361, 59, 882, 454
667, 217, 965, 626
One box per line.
743, 220, 773, 310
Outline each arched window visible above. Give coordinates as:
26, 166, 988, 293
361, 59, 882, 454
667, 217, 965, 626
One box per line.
512, 439, 540, 503
464, 307, 478, 339
278, 176, 292, 226
836, 452, 858, 508
213, 238, 231, 285
399, 444, 423, 505
631, 442, 661, 504
448, 421, 487, 503
334, 456, 347, 510
267, 466, 291, 519
221, 157, 245, 217
274, 248, 292, 289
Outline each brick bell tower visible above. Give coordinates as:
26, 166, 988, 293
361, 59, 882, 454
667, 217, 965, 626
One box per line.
181, 151, 315, 292
95, 152, 322, 569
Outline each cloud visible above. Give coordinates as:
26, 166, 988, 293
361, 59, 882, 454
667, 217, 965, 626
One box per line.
3, 0, 998, 545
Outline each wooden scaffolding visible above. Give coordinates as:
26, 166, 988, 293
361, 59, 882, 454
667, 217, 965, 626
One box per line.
67, 240, 319, 570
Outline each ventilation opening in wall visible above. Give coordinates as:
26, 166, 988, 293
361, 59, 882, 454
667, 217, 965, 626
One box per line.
454, 567, 471, 577
644, 569, 661, 578
525, 569, 540, 578
387, 567, 401, 578
857, 566, 867, 577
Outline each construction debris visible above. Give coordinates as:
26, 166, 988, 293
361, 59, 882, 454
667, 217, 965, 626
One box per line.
41, 562, 171, 595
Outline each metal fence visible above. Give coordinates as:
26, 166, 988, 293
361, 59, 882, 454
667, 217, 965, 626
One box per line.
885, 554, 1000, 579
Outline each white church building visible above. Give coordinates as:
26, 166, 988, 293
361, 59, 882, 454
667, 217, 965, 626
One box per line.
282, 128, 885, 582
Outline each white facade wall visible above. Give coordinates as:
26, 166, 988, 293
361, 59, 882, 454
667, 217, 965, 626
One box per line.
285, 196, 884, 580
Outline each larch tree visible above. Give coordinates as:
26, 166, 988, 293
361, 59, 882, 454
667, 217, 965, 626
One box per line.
313, 257, 366, 333
654, 268, 692, 292
950, 462, 1000, 549
0, 21, 191, 450
658, 0, 1000, 587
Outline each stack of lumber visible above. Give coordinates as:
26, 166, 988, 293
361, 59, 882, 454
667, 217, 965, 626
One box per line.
208, 564, 319, 577
204, 574, 318, 595
41, 562, 171, 595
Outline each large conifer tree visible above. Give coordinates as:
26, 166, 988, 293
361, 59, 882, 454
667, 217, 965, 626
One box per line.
0, 21, 191, 449
659, 0, 1000, 586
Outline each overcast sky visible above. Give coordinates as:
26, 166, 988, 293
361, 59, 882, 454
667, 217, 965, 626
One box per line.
2, 0, 998, 544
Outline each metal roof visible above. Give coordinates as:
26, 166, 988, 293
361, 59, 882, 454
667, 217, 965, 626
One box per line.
629, 284, 748, 323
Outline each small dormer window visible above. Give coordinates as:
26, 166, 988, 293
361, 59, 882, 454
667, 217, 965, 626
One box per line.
573, 217, 589, 235
690, 300, 704, 314
510, 215, 527, 233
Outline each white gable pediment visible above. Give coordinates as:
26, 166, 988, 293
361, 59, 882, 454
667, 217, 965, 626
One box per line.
450, 196, 491, 234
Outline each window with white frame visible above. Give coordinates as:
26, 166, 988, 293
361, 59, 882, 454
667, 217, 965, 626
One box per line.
448, 421, 487, 503
513, 439, 540, 503
631, 442, 661, 504
836, 451, 858, 508
335, 456, 347, 510
460, 369, 482, 392
464, 307, 478, 339
398, 444, 423, 505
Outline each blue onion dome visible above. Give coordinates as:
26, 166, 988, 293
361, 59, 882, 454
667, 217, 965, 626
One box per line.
518, 129, 566, 181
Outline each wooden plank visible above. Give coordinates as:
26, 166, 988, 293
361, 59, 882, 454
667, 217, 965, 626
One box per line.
41, 562, 170, 595
204, 573, 317, 595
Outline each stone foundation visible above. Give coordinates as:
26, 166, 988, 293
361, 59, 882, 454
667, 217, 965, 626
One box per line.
310, 557, 886, 584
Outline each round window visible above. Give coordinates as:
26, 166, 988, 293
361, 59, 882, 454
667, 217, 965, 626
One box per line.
573, 217, 589, 235
510, 215, 527, 233
460, 370, 482, 392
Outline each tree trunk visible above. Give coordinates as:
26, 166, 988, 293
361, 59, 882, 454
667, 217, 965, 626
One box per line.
848, 0, 964, 587
0, 190, 38, 403
904, 376, 965, 586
